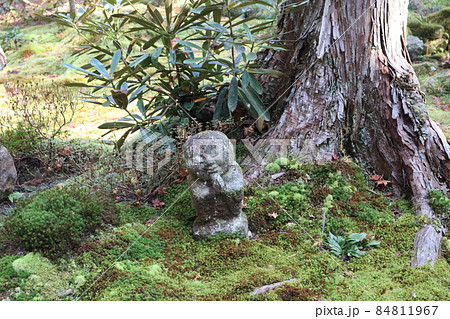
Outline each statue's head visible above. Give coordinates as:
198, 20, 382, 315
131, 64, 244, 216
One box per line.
183, 131, 235, 180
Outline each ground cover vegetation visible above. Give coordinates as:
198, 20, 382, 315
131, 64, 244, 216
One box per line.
0, 0, 448, 301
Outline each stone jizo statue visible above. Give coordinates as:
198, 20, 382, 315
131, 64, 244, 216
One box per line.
183, 131, 249, 239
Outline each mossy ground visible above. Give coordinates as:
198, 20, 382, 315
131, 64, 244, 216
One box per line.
0, 162, 448, 301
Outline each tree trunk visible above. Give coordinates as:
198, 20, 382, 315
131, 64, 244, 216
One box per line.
255, 0, 450, 267
0, 45, 6, 71
69, 0, 76, 16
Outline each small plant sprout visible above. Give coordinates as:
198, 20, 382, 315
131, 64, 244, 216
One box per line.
327, 232, 381, 260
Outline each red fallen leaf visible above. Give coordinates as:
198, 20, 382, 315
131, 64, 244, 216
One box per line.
174, 178, 185, 184
370, 174, 383, 181
59, 146, 74, 156
384, 192, 394, 197
155, 186, 167, 195
23, 178, 44, 186
179, 167, 189, 177
152, 198, 165, 209
332, 154, 339, 161
242, 196, 248, 209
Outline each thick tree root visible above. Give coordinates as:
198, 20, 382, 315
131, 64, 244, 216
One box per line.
411, 224, 443, 267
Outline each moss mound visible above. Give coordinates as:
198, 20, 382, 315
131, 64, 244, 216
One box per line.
428, 7, 450, 32
408, 21, 445, 41
0, 162, 448, 300
3, 184, 118, 255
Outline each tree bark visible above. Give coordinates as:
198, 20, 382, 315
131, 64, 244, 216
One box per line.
0, 45, 6, 71
255, 0, 450, 267
69, 0, 76, 16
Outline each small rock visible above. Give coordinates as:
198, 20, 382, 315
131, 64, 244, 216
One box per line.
60, 289, 73, 297
271, 172, 285, 179
407, 36, 426, 61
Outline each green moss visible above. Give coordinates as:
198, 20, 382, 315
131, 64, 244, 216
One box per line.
3, 184, 118, 255
264, 162, 281, 174
428, 190, 450, 228
0, 255, 20, 296
1, 161, 449, 301
428, 7, 450, 32
274, 157, 289, 167
235, 143, 249, 163
118, 205, 157, 224
9, 253, 72, 301
12, 253, 53, 278
430, 52, 448, 60
408, 21, 445, 41
413, 62, 438, 76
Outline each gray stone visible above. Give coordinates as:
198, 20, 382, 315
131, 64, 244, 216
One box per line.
183, 131, 249, 239
409, 0, 421, 10
407, 35, 426, 61
0, 144, 17, 202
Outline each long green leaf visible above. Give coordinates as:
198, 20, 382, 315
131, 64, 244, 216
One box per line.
228, 76, 238, 113
248, 72, 262, 94
90, 58, 110, 78
143, 35, 162, 50
129, 53, 150, 67
243, 23, 252, 41
213, 86, 229, 120
177, 40, 206, 52
130, 85, 147, 101
61, 63, 98, 76
98, 122, 135, 129
110, 50, 122, 75
241, 86, 269, 121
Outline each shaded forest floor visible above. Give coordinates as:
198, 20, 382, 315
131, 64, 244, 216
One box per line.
0, 161, 449, 301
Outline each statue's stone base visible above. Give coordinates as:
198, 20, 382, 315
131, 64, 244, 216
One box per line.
193, 213, 249, 240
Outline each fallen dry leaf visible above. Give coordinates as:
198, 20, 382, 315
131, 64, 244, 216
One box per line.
375, 179, 391, 187
152, 198, 165, 209
370, 174, 383, 181
268, 212, 278, 219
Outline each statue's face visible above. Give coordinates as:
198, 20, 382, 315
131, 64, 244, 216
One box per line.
185, 137, 233, 180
